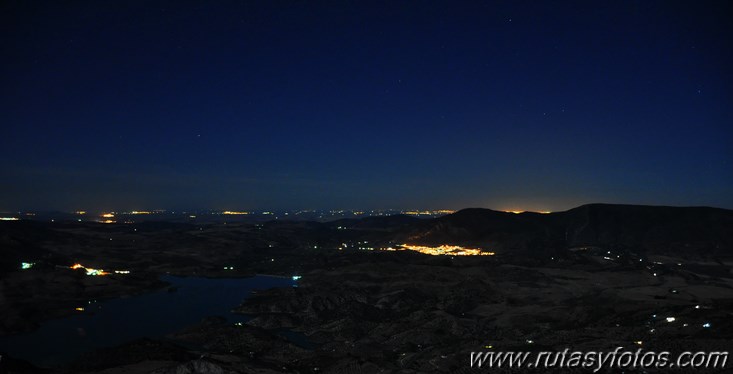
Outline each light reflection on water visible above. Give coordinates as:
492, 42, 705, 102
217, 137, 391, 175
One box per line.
0, 275, 295, 368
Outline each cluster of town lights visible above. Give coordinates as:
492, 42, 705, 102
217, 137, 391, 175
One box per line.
383, 244, 495, 256
69, 263, 131, 276
402, 210, 455, 216
70, 263, 108, 276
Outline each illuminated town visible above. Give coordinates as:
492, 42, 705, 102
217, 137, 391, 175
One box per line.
382, 244, 495, 256
503, 210, 553, 214
69, 263, 130, 276
402, 210, 455, 216
0, 209, 460, 224
70, 263, 109, 276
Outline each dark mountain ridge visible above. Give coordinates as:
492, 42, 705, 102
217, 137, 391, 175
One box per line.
397, 203, 733, 257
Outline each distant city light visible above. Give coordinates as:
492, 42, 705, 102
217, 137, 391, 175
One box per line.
703, 323, 711, 328
382, 244, 495, 256
86, 268, 107, 276
403, 210, 455, 216
222, 211, 249, 215
21, 262, 35, 269
101, 213, 115, 218
0, 217, 19, 221
70, 263, 109, 276
665, 317, 676, 323
292, 275, 302, 281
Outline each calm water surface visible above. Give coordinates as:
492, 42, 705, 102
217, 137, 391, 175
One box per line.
0, 275, 295, 367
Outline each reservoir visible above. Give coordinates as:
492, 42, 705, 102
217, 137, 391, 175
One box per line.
0, 275, 295, 368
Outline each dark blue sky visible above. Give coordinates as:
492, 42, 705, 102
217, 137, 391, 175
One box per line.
2, 1, 732, 212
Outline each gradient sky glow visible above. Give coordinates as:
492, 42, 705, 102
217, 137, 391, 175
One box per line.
1, 1, 732, 212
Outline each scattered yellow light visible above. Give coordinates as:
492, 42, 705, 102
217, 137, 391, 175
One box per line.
99, 220, 116, 224
223, 211, 249, 215
634, 341, 643, 346
0, 217, 19, 221
101, 213, 115, 218
69, 263, 109, 276
404, 210, 455, 215
382, 244, 494, 256
505, 210, 525, 214
130, 211, 151, 215
75, 211, 87, 215
75, 307, 84, 311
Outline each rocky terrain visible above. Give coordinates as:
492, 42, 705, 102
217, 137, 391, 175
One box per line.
0, 204, 732, 373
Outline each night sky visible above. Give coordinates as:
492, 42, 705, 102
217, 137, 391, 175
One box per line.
2, 1, 732, 212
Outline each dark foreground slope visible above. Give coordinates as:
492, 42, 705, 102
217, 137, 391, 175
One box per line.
0, 204, 732, 373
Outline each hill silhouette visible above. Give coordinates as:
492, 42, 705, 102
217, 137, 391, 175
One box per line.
396, 203, 733, 256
